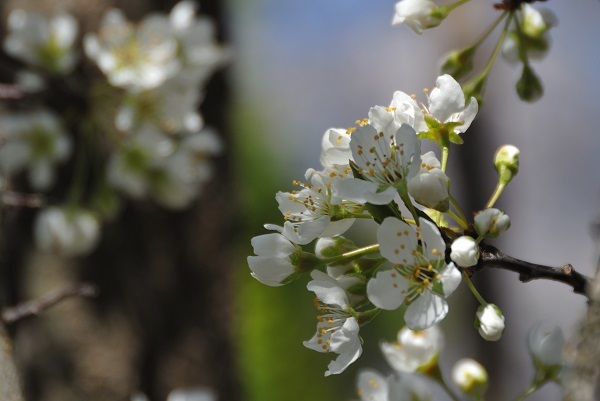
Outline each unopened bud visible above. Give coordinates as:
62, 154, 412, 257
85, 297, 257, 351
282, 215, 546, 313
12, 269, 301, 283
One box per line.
494, 145, 519, 185
450, 236, 479, 267
517, 64, 543, 102
315, 236, 355, 259
440, 46, 476, 81
451, 359, 488, 398
475, 304, 505, 341
474, 208, 510, 238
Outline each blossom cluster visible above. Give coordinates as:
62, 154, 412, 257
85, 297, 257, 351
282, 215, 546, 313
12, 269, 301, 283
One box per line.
248, 74, 525, 375
0, 2, 227, 257
354, 324, 564, 400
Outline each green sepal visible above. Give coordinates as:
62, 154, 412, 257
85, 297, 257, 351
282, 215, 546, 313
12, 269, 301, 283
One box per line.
345, 282, 367, 296
417, 130, 438, 142
424, 114, 441, 130
448, 131, 464, 145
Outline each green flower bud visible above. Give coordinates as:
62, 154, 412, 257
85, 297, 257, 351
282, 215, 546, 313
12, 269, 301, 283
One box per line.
494, 145, 520, 185
516, 64, 543, 102
440, 46, 476, 81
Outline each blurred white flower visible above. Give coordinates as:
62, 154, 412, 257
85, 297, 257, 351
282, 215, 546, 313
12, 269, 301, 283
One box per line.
34, 207, 100, 257
107, 126, 175, 199
528, 325, 564, 378
0, 111, 72, 190
133, 387, 216, 401
115, 79, 204, 134
168, 1, 229, 86
4, 9, 78, 73
168, 387, 217, 401
152, 130, 221, 209
107, 127, 220, 209
356, 369, 431, 401
451, 358, 488, 398
85, 9, 179, 90
380, 325, 444, 373
502, 5, 557, 64
476, 304, 505, 341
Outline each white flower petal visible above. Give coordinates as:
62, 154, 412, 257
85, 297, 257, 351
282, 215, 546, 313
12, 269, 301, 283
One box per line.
250, 233, 295, 257
429, 75, 465, 123
405, 291, 448, 330
247, 256, 295, 287
357, 370, 389, 401
367, 269, 409, 310
418, 217, 445, 261
377, 217, 417, 266
335, 178, 397, 205
439, 262, 461, 296
307, 270, 350, 308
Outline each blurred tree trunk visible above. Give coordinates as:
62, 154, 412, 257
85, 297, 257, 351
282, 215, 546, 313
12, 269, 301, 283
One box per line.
0, 1, 238, 400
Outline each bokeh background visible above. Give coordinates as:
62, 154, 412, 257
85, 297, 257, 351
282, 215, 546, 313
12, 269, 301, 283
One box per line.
1, 0, 599, 400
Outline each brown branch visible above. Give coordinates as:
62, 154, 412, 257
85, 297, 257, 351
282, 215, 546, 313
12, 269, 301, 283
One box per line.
1, 283, 99, 325
470, 243, 591, 298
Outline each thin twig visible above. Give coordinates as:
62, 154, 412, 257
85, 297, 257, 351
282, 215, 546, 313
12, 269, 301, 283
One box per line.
1, 283, 99, 325
0, 83, 23, 99
470, 243, 591, 299
1, 191, 45, 208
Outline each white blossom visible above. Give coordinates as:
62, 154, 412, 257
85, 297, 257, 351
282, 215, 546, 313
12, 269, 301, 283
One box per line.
367, 217, 461, 329
320, 128, 353, 168
34, 207, 100, 257
450, 236, 479, 268
115, 80, 204, 134
304, 270, 362, 376
4, 9, 78, 73
107, 126, 175, 199
380, 325, 443, 373
407, 151, 449, 211
392, 0, 441, 35
276, 167, 361, 245
247, 232, 299, 287
425, 74, 478, 134
0, 111, 72, 191
168, 1, 229, 86
84, 9, 179, 90
335, 110, 421, 205
476, 304, 505, 341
